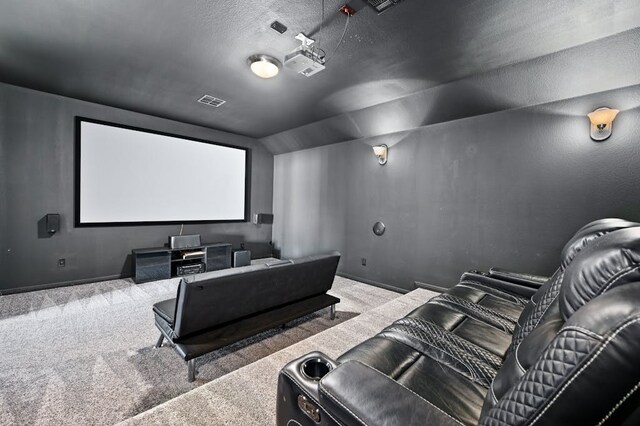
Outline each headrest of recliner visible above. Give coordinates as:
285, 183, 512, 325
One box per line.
560, 227, 640, 319
560, 218, 638, 269
575, 217, 628, 233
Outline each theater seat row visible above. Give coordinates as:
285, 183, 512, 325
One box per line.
277, 219, 640, 425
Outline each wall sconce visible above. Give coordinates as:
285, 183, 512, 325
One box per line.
372, 144, 388, 165
587, 107, 619, 141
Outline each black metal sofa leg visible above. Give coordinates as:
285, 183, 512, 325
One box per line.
330, 304, 336, 320
155, 334, 164, 348
188, 359, 197, 382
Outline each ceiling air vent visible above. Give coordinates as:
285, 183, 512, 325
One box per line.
367, 0, 403, 14
197, 94, 226, 108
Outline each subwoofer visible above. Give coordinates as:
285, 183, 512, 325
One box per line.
232, 250, 251, 267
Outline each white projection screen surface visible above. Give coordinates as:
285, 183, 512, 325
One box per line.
77, 119, 248, 225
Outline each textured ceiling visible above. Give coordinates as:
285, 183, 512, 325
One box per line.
1, 0, 640, 143
263, 28, 640, 153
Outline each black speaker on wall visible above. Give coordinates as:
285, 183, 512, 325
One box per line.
46, 214, 60, 234
253, 213, 274, 224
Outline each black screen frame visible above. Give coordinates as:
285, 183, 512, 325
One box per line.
74, 117, 251, 227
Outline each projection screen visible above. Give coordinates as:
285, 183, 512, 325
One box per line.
76, 118, 248, 225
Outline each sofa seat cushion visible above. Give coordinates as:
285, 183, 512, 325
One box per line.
406, 299, 514, 357
396, 354, 487, 425
451, 280, 529, 308
318, 360, 463, 426
174, 293, 339, 360
416, 280, 528, 341
428, 293, 520, 332
338, 333, 488, 425
337, 336, 422, 378
153, 298, 176, 325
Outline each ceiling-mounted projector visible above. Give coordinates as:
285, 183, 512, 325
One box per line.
284, 50, 325, 77
284, 33, 326, 77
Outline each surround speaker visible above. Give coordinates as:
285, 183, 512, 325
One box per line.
169, 234, 201, 249
233, 250, 251, 267
253, 213, 274, 224
46, 214, 60, 234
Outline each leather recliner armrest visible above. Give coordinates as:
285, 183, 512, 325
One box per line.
460, 271, 538, 298
487, 267, 548, 289
318, 361, 462, 426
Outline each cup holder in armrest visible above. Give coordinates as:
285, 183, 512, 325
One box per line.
300, 357, 333, 381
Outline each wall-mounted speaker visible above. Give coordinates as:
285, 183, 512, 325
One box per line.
46, 214, 60, 234
253, 213, 274, 224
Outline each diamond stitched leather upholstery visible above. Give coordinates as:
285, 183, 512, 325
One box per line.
507, 271, 564, 356
506, 219, 640, 355
479, 330, 598, 426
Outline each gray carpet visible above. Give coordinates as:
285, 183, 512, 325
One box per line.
121, 288, 439, 426
0, 272, 402, 425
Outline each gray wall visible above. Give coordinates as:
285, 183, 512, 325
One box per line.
0, 82, 274, 293
273, 84, 640, 292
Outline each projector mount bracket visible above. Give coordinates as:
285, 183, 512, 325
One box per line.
294, 32, 316, 48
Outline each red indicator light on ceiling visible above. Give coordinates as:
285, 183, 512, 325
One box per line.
339, 4, 357, 16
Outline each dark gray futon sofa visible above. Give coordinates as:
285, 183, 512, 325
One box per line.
153, 252, 341, 381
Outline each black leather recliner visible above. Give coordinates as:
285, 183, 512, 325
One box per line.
401, 218, 639, 363
277, 222, 640, 425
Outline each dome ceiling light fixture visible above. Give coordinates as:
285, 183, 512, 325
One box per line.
247, 54, 282, 79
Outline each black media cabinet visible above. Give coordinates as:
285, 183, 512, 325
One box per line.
132, 242, 232, 283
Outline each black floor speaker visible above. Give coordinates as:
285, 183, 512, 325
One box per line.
233, 250, 251, 267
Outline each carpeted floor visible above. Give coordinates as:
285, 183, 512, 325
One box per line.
0, 271, 402, 425
121, 288, 439, 426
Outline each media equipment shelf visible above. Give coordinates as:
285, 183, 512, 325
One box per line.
132, 242, 231, 283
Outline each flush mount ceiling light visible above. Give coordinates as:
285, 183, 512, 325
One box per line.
247, 54, 281, 79
372, 144, 388, 165
587, 107, 619, 141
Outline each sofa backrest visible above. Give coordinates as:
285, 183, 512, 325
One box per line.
172, 252, 340, 339
507, 218, 638, 355
480, 283, 640, 425
480, 228, 640, 424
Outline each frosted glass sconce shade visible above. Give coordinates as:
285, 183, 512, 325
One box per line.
587, 107, 619, 141
372, 144, 388, 165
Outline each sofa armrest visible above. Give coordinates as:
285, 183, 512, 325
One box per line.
460, 271, 538, 298
153, 298, 176, 325
265, 259, 294, 268
319, 361, 461, 426
488, 267, 548, 288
